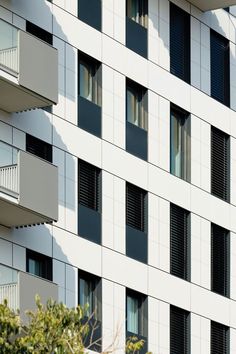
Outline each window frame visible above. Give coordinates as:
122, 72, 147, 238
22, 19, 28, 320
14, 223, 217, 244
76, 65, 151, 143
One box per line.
126, 288, 148, 340
126, 0, 148, 28
126, 79, 148, 131
26, 249, 52, 281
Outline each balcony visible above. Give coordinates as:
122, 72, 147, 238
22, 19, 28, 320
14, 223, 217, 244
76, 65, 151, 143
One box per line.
188, 0, 236, 11
0, 19, 58, 113
0, 141, 58, 227
0, 264, 58, 320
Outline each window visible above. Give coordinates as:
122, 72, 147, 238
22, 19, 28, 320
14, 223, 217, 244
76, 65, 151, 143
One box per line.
79, 53, 101, 107
170, 104, 191, 182
211, 223, 230, 297
26, 134, 52, 163
170, 203, 190, 281
78, 160, 101, 244
127, 0, 148, 28
211, 126, 230, 202
211, 321, 229, 354
78, 52, 102, 137
26, 21, 53, 45
127, 79, 147, 131
78, 270, 102, 352
126, 183, 148, 263
126, 80, 148, 160
170, 305, 190, 354
170, 3, 190, 83
78, 0, 101, 31
210, 29, 230, 106
26, 249, 52, 281
126, 289, 148, 353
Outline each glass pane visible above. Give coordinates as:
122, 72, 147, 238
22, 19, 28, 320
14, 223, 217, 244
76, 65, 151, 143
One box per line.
0, 264, 17, 285
28, 259, 42, 277
80, 61, 92, 101
170, 112, 182, 178
127, 295, 139, 334
127, 87, 138, 126
0, 142, 15, 167
79, 278, 93, 316
127, 0, 139, 23
0, 20, 18, 73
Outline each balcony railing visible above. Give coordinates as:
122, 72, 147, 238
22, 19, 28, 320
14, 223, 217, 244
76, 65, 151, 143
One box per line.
0, 283, 19, 311
0, 164, 19, 196
0, 20, 18, 75
0, 47, 18, 74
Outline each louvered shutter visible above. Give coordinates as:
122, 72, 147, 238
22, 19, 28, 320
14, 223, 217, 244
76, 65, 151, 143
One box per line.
211, 127, 230, 202
211, 321, 229, 354
170, 3, 190, 83
211, 224, 230, 297
211, 29, 230, 106
26, 134, 52, 163
78, 160, 101, 211
170, 306, 190, 354
170, 204, 190, 281
126, 183, 147, 232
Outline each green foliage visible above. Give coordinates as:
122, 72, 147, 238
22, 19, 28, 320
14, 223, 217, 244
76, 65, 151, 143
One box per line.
0, 296, 150, 354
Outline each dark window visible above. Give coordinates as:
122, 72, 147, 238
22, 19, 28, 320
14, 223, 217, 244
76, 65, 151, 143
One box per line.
126, 183, 147, 232
78, 0, 101, 31
211, 321, 229, 354
211, 126, 230, 202
170, 203, 190, 281
170, 104, 191, 182
126, 79, 148, 160
26, 21, 53, 45
211, 223, 230, 297
210, 29, 230, 106
78, 270, 102, 352
126, 289, 148, 354
170, 3, 190, 83
78, 160, 101, 244
78, 160, 101, 212
224, 7, 230, 12
26, 249, 52, 281
26, 134, 52, 163
170, 305, 190, 354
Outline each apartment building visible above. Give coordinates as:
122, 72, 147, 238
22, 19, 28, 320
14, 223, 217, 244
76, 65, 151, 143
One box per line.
0, 0, 236, 353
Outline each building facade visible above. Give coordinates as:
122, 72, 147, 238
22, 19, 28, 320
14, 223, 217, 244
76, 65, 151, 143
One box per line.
0, 0, 236, 353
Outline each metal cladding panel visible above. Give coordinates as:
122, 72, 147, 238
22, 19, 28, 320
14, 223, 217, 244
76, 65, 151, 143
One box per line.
188, 0, 236, 11
19, 272, 58, 323
18, 151, 58, 222
18, 31, 58, 104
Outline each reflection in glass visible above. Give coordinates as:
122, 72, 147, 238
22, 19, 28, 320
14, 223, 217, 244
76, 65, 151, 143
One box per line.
79, 57, 101, 106
0, 19, 18, 73
127, 0, 148, 28
127, 295, 139, 334
79, 278, 94, 317
127, 84, 147, 130
28, 259, 43, 278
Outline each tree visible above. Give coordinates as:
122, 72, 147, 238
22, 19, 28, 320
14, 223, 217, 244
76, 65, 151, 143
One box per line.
0, 297, 149, 354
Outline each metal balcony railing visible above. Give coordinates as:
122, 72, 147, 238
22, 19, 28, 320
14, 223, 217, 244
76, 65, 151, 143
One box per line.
0, 283, 19, 311
0, 20, 18, 75
0, 164, 19, 196
0, 47, 18, 74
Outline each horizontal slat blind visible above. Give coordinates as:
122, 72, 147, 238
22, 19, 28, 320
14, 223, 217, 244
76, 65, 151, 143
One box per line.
26, 134, 52, 163
170, 3, 190, 83
170, 305, 190, 354
210, 29, 230, 106
211, 321, 229, 354
211, 223, 230, 297
170, 204, 190, 281
126, 183, 147, 232
211, 126, 230, 202
78, 160, 101, 212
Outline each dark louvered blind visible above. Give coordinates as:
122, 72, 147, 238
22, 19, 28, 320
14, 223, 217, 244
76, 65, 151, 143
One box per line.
170, 204, 190, 281
211, 224, 230, 297
170, 3, 190, 83
126, 183, 147, 232
78, 160, 101, 212
211, 321, 229, 354
26, 134, 52, 163
170, 306, 190, 354
211, 127, 230, 202
211, 29, 230, 106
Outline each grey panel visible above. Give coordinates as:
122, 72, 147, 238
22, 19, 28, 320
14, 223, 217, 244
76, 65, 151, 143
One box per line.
126, 18, 147, 59
19, 272, 58, 323
126, 225, 147, 264
78, 204, 101, 244
78, 96, 101, 137
126, 122, 147, 161
78, 0, 101, 31
19, 31, 58, 104
19, 151, 58, 222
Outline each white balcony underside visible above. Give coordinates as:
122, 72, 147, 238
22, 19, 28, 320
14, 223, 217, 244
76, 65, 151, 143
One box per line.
189, 0, 236, 11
